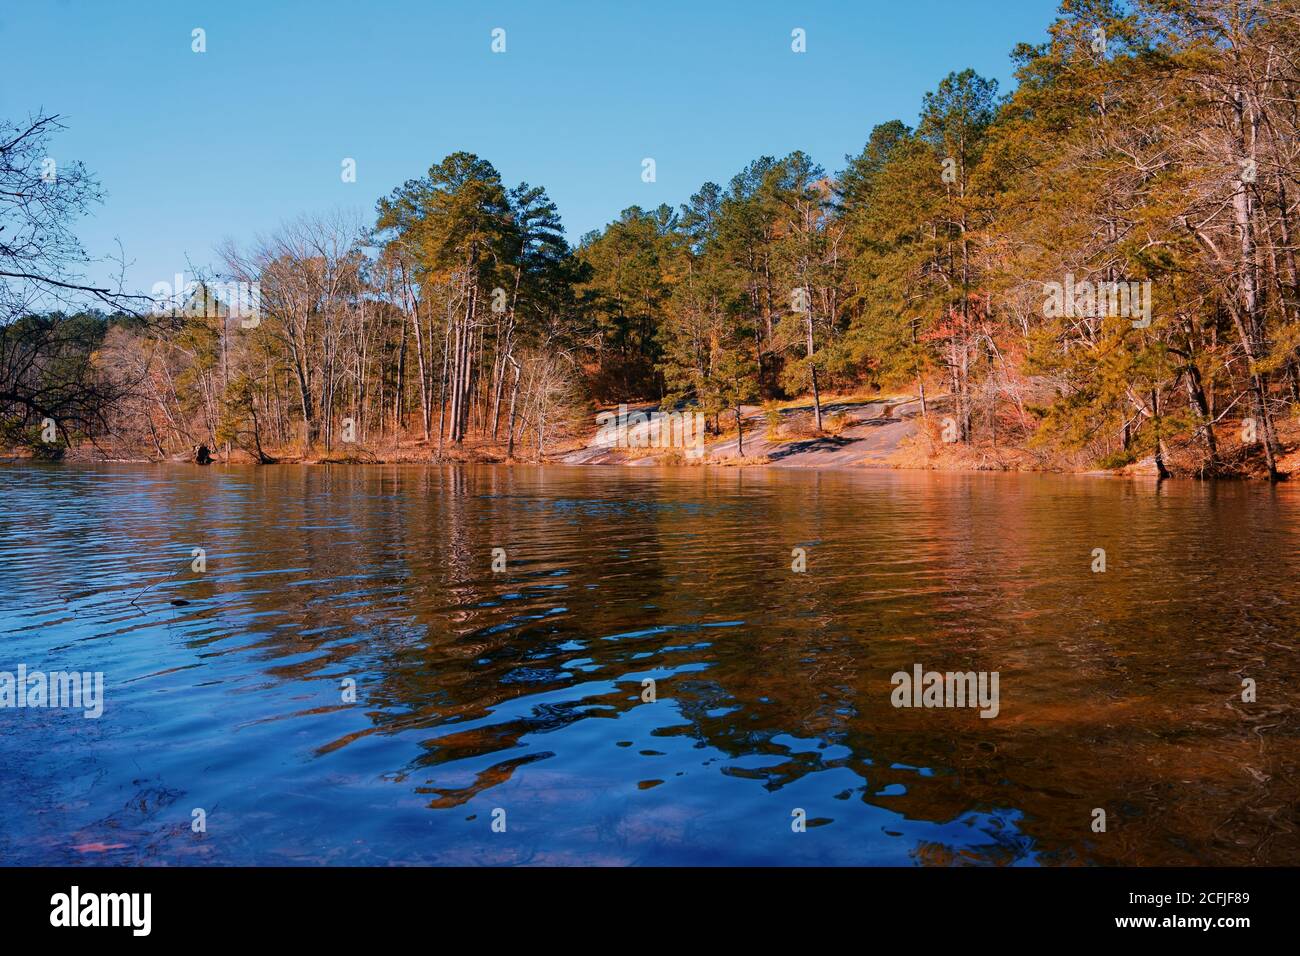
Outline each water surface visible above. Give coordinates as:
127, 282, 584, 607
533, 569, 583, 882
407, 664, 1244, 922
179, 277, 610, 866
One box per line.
1, 463, 1296, 865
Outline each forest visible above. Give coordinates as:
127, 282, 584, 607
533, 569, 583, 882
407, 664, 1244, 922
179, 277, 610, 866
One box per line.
3, 0, 1299, 478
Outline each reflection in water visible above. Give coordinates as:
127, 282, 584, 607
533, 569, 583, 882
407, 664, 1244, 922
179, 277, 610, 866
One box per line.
0, 463, 1297, 865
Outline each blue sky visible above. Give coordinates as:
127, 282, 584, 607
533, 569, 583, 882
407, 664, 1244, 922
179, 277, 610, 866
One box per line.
0, 0, 1060, 296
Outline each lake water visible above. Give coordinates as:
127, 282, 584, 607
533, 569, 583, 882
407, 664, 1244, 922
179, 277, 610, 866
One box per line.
1, 463, 1297, 865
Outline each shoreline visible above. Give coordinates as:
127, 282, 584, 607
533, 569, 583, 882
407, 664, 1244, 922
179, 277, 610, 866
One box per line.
5, 395, 1294, 482
3, 449, 1287, 482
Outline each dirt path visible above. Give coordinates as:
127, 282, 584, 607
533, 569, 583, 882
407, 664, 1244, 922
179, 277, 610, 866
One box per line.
562, 397, 928, 468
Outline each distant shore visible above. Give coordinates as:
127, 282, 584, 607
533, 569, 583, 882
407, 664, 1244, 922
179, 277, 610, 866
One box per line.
7, 393, 1294, 480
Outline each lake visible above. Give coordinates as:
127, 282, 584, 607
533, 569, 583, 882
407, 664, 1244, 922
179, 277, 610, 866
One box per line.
1, 463, 1297, 865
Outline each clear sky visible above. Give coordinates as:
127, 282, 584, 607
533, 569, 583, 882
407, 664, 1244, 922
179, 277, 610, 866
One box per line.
1, 0, 1060, 296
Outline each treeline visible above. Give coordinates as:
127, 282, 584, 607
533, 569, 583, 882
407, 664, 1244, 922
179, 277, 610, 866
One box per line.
107, 169, 588, 462
572, 0, 1300, 477
5, 0, 1300, 476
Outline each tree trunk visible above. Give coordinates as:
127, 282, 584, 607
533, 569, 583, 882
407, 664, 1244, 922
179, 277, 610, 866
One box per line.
804, 290, 822, 430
